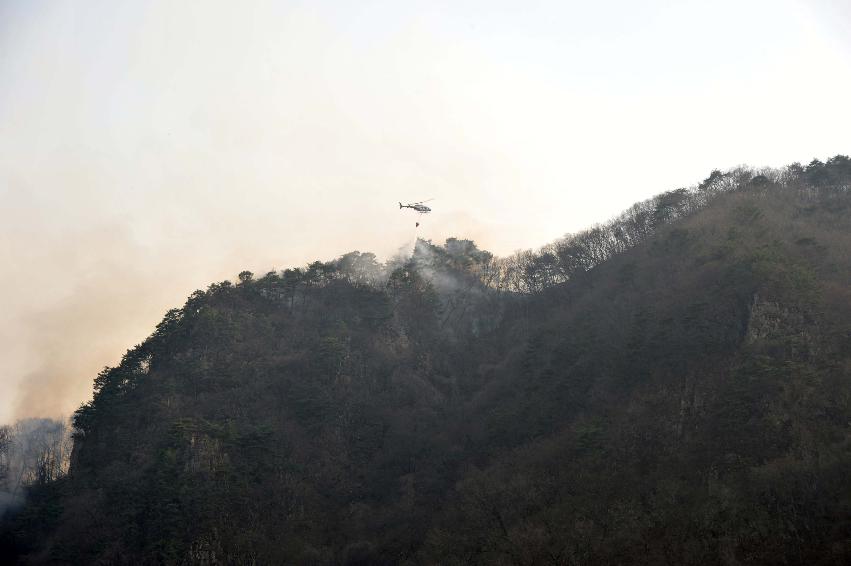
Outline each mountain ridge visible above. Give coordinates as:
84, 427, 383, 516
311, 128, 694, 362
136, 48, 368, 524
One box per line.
2, 156, 850, 565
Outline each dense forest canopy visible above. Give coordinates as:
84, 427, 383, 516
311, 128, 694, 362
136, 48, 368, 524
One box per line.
2, 156, 850, 565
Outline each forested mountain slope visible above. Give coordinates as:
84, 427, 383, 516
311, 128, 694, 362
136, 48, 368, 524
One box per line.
2, 157, 850, 565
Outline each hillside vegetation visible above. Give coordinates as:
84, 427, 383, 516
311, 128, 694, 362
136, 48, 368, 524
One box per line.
2, 157, 850, 565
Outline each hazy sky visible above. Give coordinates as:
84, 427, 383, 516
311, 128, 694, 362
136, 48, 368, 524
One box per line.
1, 0, 849, 423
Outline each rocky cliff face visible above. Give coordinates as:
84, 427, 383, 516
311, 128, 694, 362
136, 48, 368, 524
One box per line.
746, 293, 814, 345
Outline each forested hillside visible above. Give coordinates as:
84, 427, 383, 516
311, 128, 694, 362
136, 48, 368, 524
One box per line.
2, 157, 850, 565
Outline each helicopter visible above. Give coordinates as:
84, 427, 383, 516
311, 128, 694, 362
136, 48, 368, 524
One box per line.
399, 199, 433, 213
399, 199, 433, 227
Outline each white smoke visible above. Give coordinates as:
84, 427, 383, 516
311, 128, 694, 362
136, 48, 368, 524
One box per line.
0, 418, 71, 517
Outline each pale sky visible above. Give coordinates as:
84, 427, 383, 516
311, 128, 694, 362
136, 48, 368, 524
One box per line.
1, 0, 849, 423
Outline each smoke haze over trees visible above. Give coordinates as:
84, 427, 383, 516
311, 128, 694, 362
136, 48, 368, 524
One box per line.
0, 419, 70, 516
